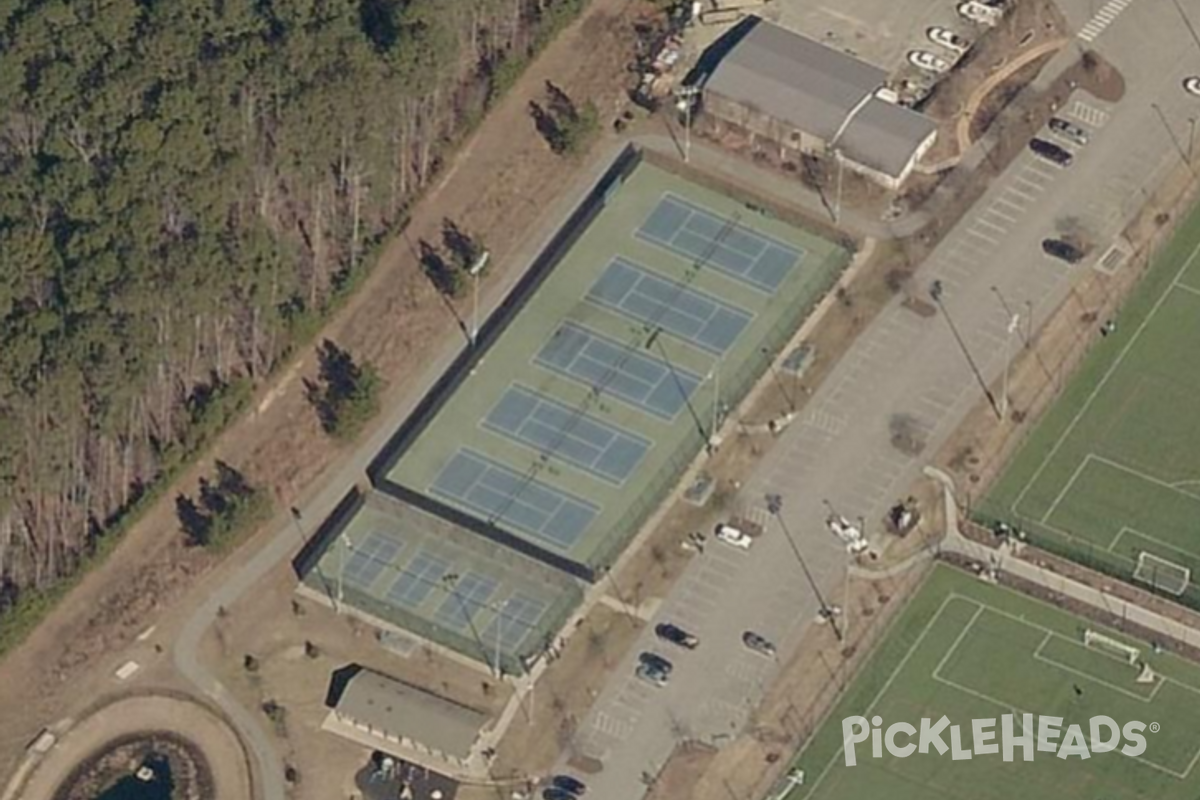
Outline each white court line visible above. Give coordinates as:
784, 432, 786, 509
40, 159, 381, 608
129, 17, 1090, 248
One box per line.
1040, 454, 1094, 525
1012, 235, 1200, 520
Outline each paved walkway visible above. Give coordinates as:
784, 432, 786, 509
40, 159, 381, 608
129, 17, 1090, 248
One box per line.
927, 467, 1200, 650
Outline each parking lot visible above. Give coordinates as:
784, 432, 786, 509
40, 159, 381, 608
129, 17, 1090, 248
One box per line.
767, 0, 980, 75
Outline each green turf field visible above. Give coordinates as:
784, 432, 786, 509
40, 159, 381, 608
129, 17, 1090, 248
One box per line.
980, 201, 1200, 595
786, 566, 1200, 800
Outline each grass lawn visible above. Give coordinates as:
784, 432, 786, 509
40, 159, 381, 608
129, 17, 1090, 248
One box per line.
786, 565, 1200, 800
979, 198, 1200, 595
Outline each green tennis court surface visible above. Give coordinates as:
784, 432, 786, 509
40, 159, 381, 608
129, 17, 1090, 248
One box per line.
787, 566, 1200, 800
980, 199, 1200, 596
299, 490, 581, 675
384, 159, 849, 572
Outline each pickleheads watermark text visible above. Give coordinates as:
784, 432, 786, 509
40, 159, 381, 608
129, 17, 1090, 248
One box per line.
841, 714, 1152, 766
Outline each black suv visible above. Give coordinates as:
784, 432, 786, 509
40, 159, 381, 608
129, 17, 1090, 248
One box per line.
1042, 238, 1085, 264
655, 622, 700, 649
1029, 137, 1073, 167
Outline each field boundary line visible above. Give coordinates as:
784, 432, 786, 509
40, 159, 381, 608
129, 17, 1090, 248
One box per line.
932, 598, 1200, 779
1089, 453, 1200, 503
1040, 453, 1095, 526
1030, 634, 1164, 702
1010, 237, 1200, 521
802, 594, 970, 798
1110, 527, 1200, 563
1172, 280, 1200, 299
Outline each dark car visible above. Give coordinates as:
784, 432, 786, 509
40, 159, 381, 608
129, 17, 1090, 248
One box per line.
1029, 137, 1073, 166
742, 631, 777, 657
655, 622, 700, 650
1042, 238, 1085, 264
636, 660, 671, 687
551, 775, 588, 796
640, 651, 674, 673
543, 789, 577, 800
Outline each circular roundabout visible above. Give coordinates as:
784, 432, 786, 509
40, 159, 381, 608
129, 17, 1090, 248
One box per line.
12, 693, 251, 800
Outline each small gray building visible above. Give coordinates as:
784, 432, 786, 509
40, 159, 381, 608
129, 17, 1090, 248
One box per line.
329, 668, 488, 769
699, 17, 937, 189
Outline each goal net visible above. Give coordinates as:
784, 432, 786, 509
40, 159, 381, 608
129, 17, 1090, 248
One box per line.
1133, 552, 1191, 596
1083, 630, 1141, 665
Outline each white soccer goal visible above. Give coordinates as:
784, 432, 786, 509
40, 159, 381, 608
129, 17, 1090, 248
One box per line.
1133, 552, 1191, 596
1083, 629, 1141, 665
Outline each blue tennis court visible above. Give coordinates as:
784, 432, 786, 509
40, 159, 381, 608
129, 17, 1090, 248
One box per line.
385, 550, 449, 608
482, 594, 549, 651
433, 572, 498, 630
344, 533, 404, 589
535, 323, 701, 420
430, 448, 600, 550
636, 194, 803, 292
587, 258, 752, 355
483, 385, 650, 485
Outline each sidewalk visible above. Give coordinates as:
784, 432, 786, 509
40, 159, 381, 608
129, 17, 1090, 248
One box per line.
926, 467, 1200, 650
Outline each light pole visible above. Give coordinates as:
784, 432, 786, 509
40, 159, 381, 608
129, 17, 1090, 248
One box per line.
999, 310, 1020, 421
706, 361, 721, 445
468, 251, 490, 347
766, 495, 843, 641
833, 149, 845, 225
676, 85, 701, 164
931, 280, 1002, 420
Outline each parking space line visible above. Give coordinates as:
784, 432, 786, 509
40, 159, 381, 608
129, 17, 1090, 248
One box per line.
965, 228, 1000, 245
993, 194, 1025, 213
1012, 176, 1046, 194
1021, 163, 1057, 181
984, 205, 1018, 224
1004, 184, 1039, 202
973, 216, 1007, 234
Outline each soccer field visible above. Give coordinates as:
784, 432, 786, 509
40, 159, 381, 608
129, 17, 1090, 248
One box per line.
979, 200, 1200, 598
787, 566, 1200, 800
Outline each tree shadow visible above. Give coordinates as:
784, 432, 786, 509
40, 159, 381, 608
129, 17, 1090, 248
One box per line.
528, 101, 564, 153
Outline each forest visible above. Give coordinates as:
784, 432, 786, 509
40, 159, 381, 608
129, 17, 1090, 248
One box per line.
0, 0, 590, 615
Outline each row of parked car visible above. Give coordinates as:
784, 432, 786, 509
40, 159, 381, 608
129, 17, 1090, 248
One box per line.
907, 0, 1009, 75
635, 625, 777, 688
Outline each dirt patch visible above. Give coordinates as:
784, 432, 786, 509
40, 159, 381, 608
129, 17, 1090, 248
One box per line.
643, 740, 717, 800
492, 604, 644, 781
919, 0, 1069, 162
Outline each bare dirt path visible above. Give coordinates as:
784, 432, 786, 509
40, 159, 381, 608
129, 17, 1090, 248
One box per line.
955, 37, 1069, 151
0, 0, 647, 782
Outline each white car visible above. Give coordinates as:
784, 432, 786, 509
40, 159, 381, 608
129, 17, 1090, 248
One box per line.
927, 26, 970, 54
908, 50, 950, 74
958, 0, 1000, 26
1185, 76, 1200, 97
715, 523, 753, 549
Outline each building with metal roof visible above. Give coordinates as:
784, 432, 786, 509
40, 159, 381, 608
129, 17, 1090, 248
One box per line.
327, 668, 488, 769
697, 17, 937, 188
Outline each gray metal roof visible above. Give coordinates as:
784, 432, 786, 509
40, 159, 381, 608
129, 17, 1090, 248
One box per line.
335, 669, 487, 758
837, 97, 938, 179
703, 19, 887, 142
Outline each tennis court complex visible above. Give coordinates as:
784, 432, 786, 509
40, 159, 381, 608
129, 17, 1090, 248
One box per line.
787, 566, 1200, 800
298, 490, 581, 675
378, 154, 850, 575
980, 200, 1200, 599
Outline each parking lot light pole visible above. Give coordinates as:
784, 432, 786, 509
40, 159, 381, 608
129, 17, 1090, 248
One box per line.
767, 495, 843, 642
675, 86, 701, 164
